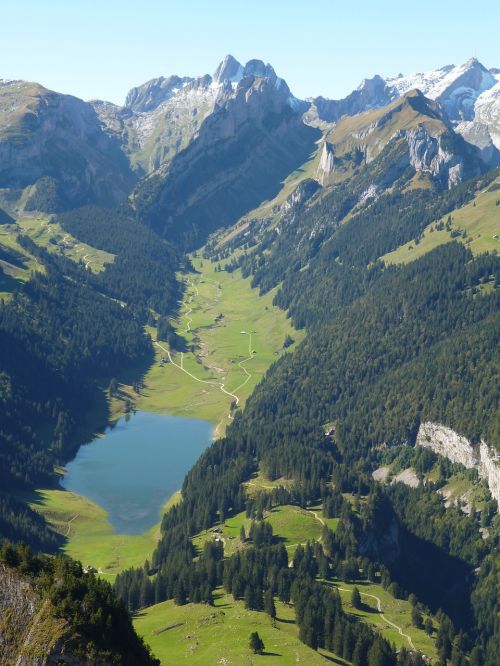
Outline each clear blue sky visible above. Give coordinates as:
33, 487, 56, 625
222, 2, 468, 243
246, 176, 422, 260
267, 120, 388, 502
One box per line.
2, 0, 498, 104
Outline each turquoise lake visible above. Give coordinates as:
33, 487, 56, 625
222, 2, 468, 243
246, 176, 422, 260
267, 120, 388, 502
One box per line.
61, 411, 213, 535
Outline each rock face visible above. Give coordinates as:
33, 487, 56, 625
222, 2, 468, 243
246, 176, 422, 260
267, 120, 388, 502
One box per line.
388, 58, 496, 121
417, 422, 500, 507
124, 74, 193, 113
132, 65, 320, 248
309, 75, 393, 123
403, 126, 467, 188
387, 59, 500, 164
0, 564, 71, 665
92, 55, 305, 175
0, 80, 135, 210
317, 141, 335, 181
307, 57, 500, 167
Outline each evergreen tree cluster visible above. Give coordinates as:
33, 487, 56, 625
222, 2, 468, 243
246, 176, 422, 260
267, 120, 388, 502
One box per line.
0, 541, 159, 665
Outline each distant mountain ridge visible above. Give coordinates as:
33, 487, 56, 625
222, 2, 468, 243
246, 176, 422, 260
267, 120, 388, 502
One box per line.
0, 54, 499, 219
308, 57, 500, 162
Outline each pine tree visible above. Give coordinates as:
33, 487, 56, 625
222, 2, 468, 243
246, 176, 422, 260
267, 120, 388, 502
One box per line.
249, 631, 265, 654
264, 589, 276, 619
351, 586, 362, 609
411, 606, 423, 629
174, 579, 187, 605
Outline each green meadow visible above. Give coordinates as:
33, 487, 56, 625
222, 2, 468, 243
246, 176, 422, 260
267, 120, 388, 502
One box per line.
192, 504, 324, 558
134, 590, 346, 666
25, 488, 180, 581
123, 254, 302, 435
384, 176, 500, 265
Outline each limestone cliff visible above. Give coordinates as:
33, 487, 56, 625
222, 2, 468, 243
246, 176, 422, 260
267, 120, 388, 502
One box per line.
417, 422, 500, 506
132, 71, 320, 248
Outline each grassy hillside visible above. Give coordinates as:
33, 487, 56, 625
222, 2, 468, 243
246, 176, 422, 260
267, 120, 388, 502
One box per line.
134, 580, 437, 664
22, 488, 180, 580
134, 590, 345, 666
329, 579, 437, 658
192, 505, 324, 558
383, 175, 500, 265
0, 213, 114, 299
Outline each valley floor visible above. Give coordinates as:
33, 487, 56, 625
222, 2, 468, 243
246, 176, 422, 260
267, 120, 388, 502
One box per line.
21, 249, 300, 581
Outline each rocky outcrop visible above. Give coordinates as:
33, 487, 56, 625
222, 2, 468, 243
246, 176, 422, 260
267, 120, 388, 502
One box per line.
387, 58, 497, 121
317, 141, 335, 182
0, 565, 70, 665
213, 54, 243, 84
417, 422, 500, 506
124, 74, 193, 113
308, 75, 393, 124
91, 55, 305, 175
402, 125, 474, 188
281, 178, 321, 217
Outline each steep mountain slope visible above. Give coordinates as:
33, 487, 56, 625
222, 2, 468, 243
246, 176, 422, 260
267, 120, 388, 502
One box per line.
0, 80, 135, 211
92, 55, 305, 175
216, 90, 488, 306
383, 171, 500, 264
387, 58, 496, 121
131, 64, 319, 248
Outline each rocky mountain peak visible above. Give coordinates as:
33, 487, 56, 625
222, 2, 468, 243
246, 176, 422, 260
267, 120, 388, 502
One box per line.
213, 54, 244, 84
124, 74, 193, 113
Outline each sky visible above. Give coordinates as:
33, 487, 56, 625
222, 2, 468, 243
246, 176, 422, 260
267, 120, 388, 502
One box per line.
1, 0, 499, 104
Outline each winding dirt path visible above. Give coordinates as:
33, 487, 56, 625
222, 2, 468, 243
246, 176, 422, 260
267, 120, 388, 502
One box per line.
307, 509, 325, 527
155, 341, 240, 406
336, 586, 416, 650
155, 275, 257, 427
66, 514, 79, 537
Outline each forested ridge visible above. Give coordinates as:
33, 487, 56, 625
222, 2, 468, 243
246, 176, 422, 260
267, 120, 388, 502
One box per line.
115, 242, 499, 664
229, 160, 498, 328
58, 205, 182, 318
0, 542, 159, 664
0, 209, 180, 548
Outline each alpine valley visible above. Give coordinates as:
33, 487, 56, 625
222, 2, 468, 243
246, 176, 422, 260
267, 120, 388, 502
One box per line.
0, 54, 499, 666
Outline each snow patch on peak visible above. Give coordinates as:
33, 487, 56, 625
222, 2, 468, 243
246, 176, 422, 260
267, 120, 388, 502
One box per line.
386, 64, 454, 97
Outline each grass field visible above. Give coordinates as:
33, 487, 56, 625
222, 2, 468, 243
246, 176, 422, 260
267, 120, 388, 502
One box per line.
25, 487, 180, 580
134, 578, 438, 665
120, 255, 302, 435
0, 214, 114, 298
192, 503, 326, 559
383, 176, 500, 265
328, 579, 437, 659
134, 589, 346, 666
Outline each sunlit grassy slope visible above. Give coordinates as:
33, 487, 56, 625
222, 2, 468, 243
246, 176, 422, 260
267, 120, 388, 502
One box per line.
24, 488, 180, 580
134, 590, 346, 666
383, 176, 500, 265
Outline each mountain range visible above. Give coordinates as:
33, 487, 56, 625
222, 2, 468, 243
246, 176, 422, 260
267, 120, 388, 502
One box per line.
1, 54, 499, 223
